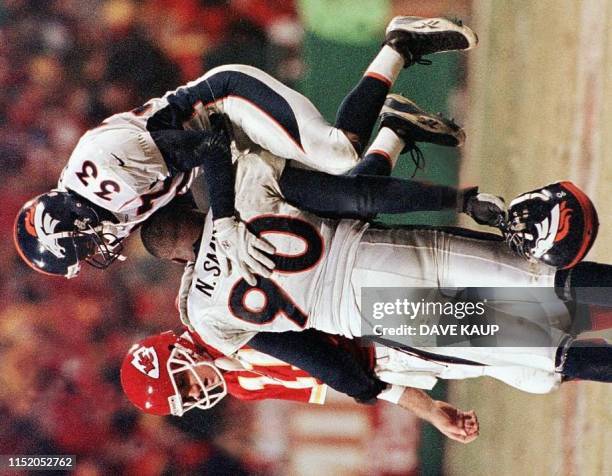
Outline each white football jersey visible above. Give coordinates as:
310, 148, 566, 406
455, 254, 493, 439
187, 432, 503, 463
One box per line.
182, 152, 368, 355
57, 62, 361, 241
57, 100, 201, 239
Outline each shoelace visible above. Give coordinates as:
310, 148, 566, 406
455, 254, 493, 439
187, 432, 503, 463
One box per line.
405, 141, 426, 177
409, 55, 432, 66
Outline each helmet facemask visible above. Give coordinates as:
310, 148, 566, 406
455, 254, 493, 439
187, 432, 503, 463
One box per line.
505, 194, 551, 262
166, 345, 227, 416
45, 219, 126, 274
77, 222, 125, 269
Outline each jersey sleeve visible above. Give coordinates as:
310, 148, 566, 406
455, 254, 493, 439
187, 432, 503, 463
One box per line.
190, 331, 328, 404
189, 309, 258, 355
226, 373, 327, 404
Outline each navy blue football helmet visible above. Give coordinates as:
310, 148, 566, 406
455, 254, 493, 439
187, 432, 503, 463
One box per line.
14, 190, 124, 278
505, 181, 598, 269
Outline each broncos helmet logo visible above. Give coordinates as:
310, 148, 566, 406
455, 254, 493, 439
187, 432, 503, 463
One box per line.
531, 203, 561, 259
24, 207, 37, 237
554, 201, 573, 242
33, 202, 66, 258
131, 346, 160, 378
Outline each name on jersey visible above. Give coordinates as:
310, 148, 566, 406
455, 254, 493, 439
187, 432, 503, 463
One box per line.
194, 234, 222, 300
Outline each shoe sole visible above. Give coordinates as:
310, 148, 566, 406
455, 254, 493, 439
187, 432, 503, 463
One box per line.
380, 94, 465, 147
386, 16, 478, 51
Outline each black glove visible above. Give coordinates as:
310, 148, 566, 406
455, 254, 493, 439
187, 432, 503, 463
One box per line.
152, 129, 231, 174
208, 112, 231, 141
459, 187, 507, 227
193, 129, 230, 165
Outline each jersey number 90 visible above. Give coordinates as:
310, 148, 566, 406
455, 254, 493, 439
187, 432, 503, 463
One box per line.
229, 216, 324, 328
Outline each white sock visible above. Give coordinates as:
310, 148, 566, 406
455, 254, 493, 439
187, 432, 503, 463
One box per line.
364, 45, 405, 86
365, 127, 404, 169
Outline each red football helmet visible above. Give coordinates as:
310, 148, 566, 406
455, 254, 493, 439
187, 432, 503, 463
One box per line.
120, 331, 227, 416
505, 181, 598, 269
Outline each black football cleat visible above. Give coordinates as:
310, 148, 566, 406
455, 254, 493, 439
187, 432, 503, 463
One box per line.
380, 94, 465, 147
385, 16, 478, 66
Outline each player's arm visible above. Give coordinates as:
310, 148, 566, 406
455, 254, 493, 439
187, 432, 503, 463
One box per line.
248, 330, 387, 403
279, 167, 505, 226
392, 387, 479, 444
150, 129, 230, 177
248, 331, 479, 442
150, 124, 276, 285
149, 126, 235, 219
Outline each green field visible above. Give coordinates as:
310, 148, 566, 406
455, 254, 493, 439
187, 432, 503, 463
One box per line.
446, 1, 612, 474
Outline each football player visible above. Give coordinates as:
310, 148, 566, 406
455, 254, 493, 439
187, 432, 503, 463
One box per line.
13, 15, 477, 281
138, 143, 611, 389
119, 317, 611, 441
120, 328, 480, 444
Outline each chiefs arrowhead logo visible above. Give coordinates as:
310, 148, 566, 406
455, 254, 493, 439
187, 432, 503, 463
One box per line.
131, 346, 159, 378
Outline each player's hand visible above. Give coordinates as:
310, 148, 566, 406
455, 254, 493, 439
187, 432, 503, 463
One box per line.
427, 400, 479, 444
461, 187, 507, 227
195, 129, 231, 162
214, 217, 276, 286
209, 113, 231, 142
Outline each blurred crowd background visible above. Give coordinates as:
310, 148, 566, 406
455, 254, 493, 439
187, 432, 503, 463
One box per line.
0, 0, 467, 474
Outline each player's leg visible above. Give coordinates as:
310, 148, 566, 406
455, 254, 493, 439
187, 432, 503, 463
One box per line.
278, 96, 466, 216
353, 226, 557, 289
479, 364, 561, 393
556, 337, 612, 383
352, 226, 574, 338
374, 346, 485, 388
348, 127, 403, 177
187, 64, 359, 174
172, 17, 476, 175
349, 95, 465, 176
569, 303, 612, 334
553, 261, 612, 333
374, 346, 561, 394
335, 17, 477, 154
555, 261, 612, 308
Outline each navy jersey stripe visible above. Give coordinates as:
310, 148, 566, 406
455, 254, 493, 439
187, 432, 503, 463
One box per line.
147, 70, 303, 149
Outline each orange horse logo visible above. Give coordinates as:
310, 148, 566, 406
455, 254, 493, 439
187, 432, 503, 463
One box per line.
555, 201, 573, 242
24, 207, 38, 237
